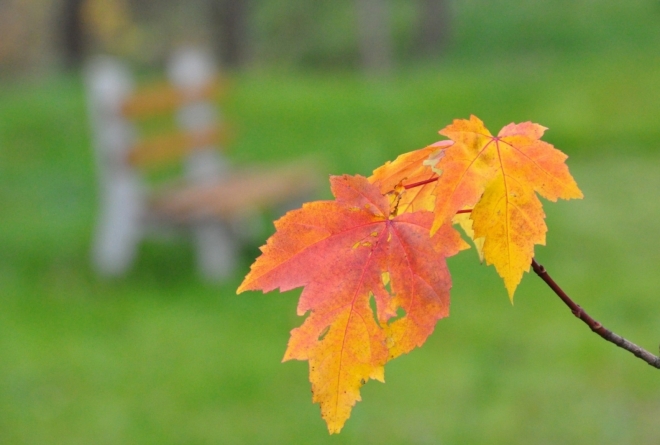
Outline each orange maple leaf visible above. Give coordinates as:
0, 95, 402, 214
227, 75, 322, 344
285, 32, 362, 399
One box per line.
238, 174, 467, 433
369, 140, 451, 214
430, 115, 583, 298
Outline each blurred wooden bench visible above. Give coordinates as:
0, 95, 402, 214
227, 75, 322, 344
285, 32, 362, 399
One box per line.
84, 47, 318, 280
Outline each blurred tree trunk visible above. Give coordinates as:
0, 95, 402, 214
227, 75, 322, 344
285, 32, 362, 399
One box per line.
415, 0, 451, 58
210, 0, 250, 69
60, 0, 86, 68
355, 0, 393, 75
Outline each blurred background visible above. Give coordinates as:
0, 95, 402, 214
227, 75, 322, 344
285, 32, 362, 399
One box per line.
2, 0, 660, 443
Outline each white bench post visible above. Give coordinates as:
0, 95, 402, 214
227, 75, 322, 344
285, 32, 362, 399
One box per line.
84, 56, 145, 277
167, 47, 238, 280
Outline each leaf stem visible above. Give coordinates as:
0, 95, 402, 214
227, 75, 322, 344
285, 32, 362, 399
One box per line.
531, 258, 660, 369
403, 176, 439, 190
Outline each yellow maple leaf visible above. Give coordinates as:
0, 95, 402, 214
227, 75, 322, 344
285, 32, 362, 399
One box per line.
432, 115, 583, 298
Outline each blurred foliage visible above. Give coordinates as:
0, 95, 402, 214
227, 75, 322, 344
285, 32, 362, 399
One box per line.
0, 0, 52, 71
248, 0, 660, 69
3, 0, 660, 72
451, 0, 660, 56
82, 0, 143, 59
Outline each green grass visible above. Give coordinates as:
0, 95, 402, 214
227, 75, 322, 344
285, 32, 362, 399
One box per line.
1, 51, 660, 444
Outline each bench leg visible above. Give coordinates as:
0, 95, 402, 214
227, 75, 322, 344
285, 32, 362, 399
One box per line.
92, 178, 144, 276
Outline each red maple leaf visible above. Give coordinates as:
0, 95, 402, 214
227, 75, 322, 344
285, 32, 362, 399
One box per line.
238, 174, 467, 433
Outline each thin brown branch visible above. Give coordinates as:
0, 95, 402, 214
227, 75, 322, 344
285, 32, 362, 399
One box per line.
531, 258, 660, 369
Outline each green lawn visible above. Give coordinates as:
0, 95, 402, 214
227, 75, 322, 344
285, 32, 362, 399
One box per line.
1, 51, 660, 444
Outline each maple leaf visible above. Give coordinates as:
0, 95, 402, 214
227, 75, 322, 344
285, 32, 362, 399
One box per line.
369, 140, 451, 214
238, 174, 467, 433
430, 115, 583, 298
